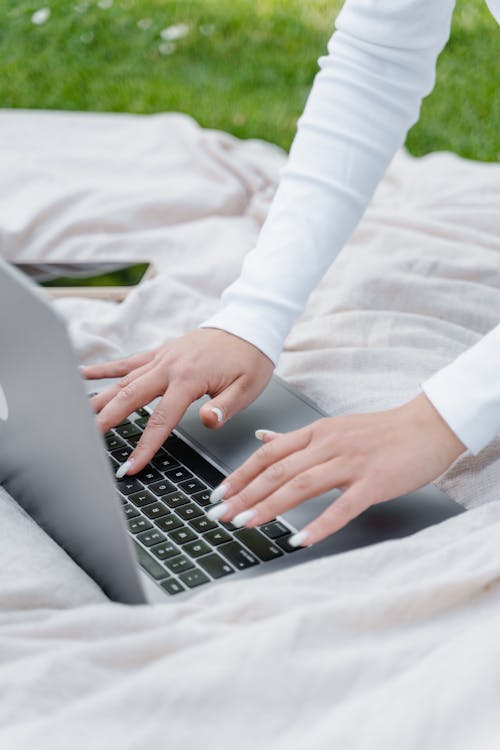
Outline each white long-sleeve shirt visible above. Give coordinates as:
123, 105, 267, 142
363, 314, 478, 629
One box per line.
201, 0, 500, 456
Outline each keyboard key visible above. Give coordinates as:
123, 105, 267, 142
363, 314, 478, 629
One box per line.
128, 517, 153, 534
126, 434, 142, 446
165, 554, 195, 574
134, 408, 150, 419
198, 553, 235, 579
190, 516, 218, 533
163, 491, 190, 509
135, 467, 163, 485
169, 527, 198, 545
155, 515, 183, 532
151, 541, 180, 561
115, 423, 142, 440
105, 434, 127, 452
129, 489, 157, 508
176, 503, 203, 521
136, 528, 166, 547
183, 539, 212, 558
142, 501, 169, 520
110, 447, 132, 463
259, 521, 292, 539
178, 478, 207, 495
134, 415, 150, 428
219, 542, 260, 570
276, 534, 302, 553
161, 578, 185, 596
233, 528, 284, 561
164, 435, 226, 488
203, 528, 232, 546
165, 466, 194, 483
117, 478, 143, 496
122, 502, 140, 520
191, 490, 212, 507
134, 542, 170, 581
151, 451, 180, 472
149, 479, 177, 497
178, 569, 210, 589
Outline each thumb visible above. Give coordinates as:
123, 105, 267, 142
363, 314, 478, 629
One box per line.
199, 377, 256, 429
254, 429, 280, 442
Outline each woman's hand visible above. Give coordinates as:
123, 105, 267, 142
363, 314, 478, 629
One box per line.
82, 328, 274, 474
207, 393, 465, 546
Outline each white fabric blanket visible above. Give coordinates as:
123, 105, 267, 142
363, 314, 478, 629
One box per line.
1, 109, 500, 748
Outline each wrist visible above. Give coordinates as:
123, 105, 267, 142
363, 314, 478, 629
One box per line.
400, 392, 466, 465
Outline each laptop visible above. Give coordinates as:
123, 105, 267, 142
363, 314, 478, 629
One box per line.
0, 260, 464, 603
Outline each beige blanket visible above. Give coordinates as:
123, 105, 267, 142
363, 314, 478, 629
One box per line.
0, 109, 500, 748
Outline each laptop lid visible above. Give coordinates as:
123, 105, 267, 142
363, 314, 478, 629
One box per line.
0, 260, 146, 604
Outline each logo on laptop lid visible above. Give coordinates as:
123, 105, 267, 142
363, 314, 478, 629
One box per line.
0, 383, 8, 422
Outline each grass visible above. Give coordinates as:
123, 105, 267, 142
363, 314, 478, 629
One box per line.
0, 0, 498, 160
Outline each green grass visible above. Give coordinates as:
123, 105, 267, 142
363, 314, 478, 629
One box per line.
0, 0, 498, 160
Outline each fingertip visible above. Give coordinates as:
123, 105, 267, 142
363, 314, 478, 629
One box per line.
255, 429, 279, 442
200, 404, 224, 429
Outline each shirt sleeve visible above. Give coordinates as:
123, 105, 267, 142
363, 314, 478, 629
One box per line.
200, 0, 457, 364
422, 324, 500, 455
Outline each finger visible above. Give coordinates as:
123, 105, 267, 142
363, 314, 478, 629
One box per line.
198, 376, 261, 429
97, 367, 165, 433
216, 444, 329, 520
209, 427, 312, 504
214, 457, 350, 527
255, 429, 280, 442
90, 361, 156, 416
124, 384, 198, 473
82, 349, 156, 380
290, 482, 373, 547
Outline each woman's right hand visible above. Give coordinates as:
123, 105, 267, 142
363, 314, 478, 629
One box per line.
82, 328, 274, 474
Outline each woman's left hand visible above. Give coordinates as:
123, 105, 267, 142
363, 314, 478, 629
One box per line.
207, 393, 465, 546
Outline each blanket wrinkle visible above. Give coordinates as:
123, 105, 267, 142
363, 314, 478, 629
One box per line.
1, 109, 500, 748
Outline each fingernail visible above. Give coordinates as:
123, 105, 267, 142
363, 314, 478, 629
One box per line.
210, 407, 224, 423
288, 530, 310, 547
255, 429, 277, 441
207, 502, 230, 521
232, 509, 256, 527
115, 458, 135, 479
210, 483, 229, 504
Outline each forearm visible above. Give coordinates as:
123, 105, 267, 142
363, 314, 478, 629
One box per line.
201, 0, 456, 364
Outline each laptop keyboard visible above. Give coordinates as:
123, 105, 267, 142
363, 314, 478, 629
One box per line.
104, 408, 300, 596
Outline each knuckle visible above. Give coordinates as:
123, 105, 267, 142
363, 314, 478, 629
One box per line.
265, 462, 285, 483
117, 381, 136, 400
291, 472, 313, 491
147, 410, 170, 430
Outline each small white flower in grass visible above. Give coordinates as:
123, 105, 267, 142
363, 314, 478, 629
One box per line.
31, 7, 50, 25
160, 23, 190, 41
97, 0, 113, 8
80, 31, 94, 44
159, 41, 176, 56
199, 23, 215, 37
74, 1, 89, 14
137, 18, 152, 31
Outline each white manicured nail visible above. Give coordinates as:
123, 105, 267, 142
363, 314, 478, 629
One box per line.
207, 502, 230, 521
115, 459, 135, 479
211, 407, 223, 423
232, 509, 256, 527
210, 483, 229, 504
288, 530, 310, 547
255, 429, 277, 441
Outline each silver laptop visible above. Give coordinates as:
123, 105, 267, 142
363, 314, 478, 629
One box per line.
0, 260, 464, 603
